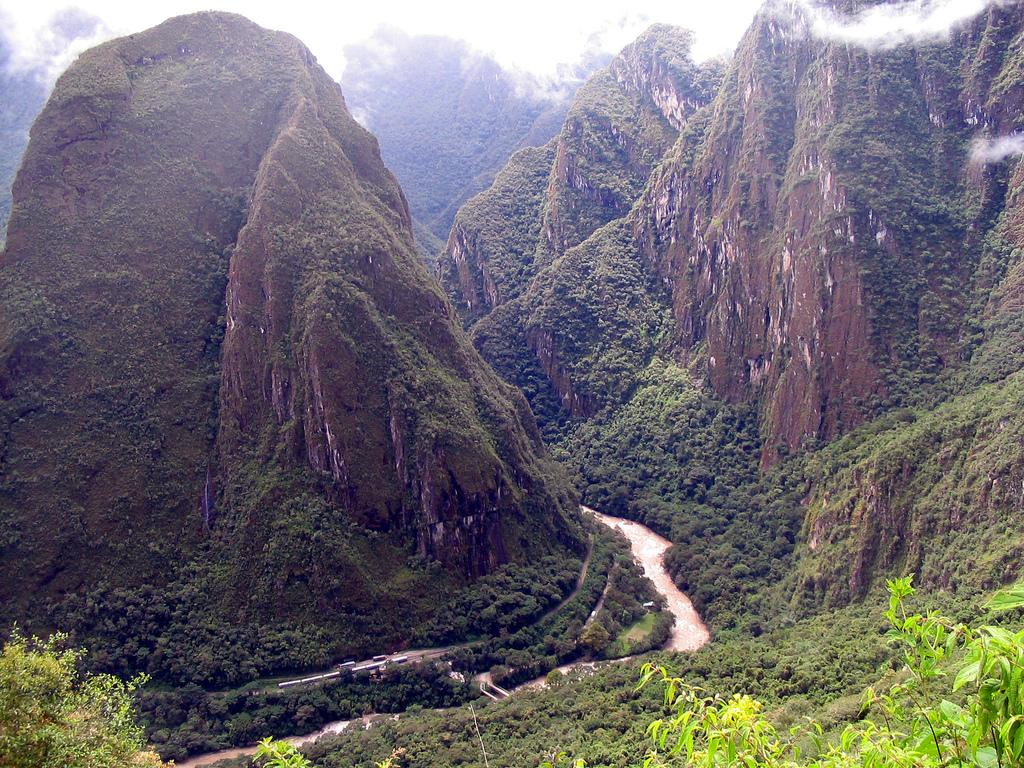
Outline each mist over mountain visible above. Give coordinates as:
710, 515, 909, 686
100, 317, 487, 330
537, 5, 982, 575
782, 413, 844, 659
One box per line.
341, 28, 606, 261
0, 9, 108, 243
0, 42, 45, 244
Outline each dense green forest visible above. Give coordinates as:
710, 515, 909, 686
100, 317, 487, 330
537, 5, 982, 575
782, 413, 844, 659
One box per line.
300, 583, 1010, 767
8, 580, 1024, 768
561, 360, 806, 630
39, 521, 666, 762
48, 551, 582, 690
6, 4, 1024, 768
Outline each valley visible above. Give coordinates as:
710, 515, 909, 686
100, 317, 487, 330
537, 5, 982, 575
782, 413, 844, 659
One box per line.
175, 507, 705, 768
589, 509, 709, 652
3, 2, 1024, 767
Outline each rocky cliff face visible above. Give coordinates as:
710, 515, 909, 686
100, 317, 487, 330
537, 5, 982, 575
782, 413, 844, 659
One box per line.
438, 26, 721, 425
440, 7, 1024, 610
440, 143, 556, 326
538, 26, 719, 261
791, 0, 1024, 602
447, 7, 1024, 449
0, 12, 579, 648
634, 6, 997, 463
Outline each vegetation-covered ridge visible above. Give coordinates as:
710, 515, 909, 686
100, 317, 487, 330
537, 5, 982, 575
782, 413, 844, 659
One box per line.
99, 520, 663, 762
0, 10, 581, 684
266, 579, 1019, 768
435, 4, 1024, 633
442, 24, 722, 429
623, 577, 1024, 768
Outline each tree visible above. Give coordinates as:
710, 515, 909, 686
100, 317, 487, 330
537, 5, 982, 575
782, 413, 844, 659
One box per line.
632, 577, 1024, 767
579, 622, 611, 654
255, 739, 403, 768
0, 631, 165, 768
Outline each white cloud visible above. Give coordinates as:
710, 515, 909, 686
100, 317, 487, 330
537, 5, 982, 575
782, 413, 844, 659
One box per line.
0, 0, 1009, 88
0, 6, 110, 82
790, 0, 1009, 50
970, 133, 1024, 163
0, 0, 763, 84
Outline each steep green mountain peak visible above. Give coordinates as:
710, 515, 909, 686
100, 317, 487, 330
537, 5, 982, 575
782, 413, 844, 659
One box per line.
0, 10, 581, 682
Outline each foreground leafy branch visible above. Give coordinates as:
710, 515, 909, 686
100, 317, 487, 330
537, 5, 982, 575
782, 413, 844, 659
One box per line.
631, 577, 1024, 767
548, 578, 1024, 767
0, 631, 165, 768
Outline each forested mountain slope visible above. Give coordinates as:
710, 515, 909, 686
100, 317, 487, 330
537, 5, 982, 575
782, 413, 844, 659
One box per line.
439, 4, 1024, 626
0, 11, 581, 683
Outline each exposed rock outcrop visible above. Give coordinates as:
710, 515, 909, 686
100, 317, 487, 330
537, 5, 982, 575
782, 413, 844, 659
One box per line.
440, 6, 1024, 604
438, 25, 720, 423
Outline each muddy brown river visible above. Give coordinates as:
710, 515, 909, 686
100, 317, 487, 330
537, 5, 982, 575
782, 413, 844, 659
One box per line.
588, 507, 710, 651
176, 507, 707, 766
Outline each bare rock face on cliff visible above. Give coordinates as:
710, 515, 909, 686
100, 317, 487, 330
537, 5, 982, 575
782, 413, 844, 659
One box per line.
447, 6, 1024, 444
438, 25, 723, 429
0, 12, 579, 660
440, 7, 1024, 614
635, 5, 986, 464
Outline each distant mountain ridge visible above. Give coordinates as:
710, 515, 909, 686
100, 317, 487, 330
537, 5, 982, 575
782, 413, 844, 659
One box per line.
0, 9, 106, 244
0, 46, 47, 244
342, 28, 603, 262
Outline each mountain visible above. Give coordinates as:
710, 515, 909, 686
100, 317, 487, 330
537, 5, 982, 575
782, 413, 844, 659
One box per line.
0, 11, 581, 683
441, 25, 723, 425
7, 3, 1024, 764
439, 6, 1024, 626
341, 28, 600, 261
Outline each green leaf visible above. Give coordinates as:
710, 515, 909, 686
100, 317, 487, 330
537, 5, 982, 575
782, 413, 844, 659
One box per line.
1013, 723, 1024, 761
975, 745, 999, 768
988, 584, 1024, 613
938, 699, 963, 724
954, 660, 981, 691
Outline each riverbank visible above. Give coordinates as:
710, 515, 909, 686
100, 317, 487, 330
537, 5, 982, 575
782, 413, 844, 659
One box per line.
176, 716, 374, 768
587, 507, 710, 651
174, 507, 705, 766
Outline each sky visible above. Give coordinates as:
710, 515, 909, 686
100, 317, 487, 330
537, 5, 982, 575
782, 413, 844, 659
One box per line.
0, 0, 763, 83
0, 0, 1012, 87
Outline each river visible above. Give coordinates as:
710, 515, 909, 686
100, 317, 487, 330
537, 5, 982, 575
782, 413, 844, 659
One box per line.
176, 717, 373, 767
587, 507, 709, 651
176, 507, 706, 766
